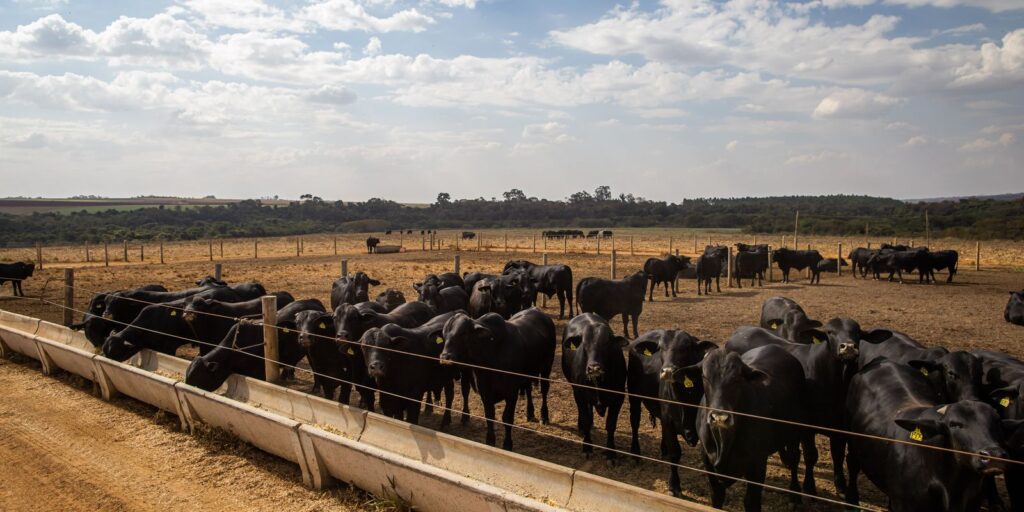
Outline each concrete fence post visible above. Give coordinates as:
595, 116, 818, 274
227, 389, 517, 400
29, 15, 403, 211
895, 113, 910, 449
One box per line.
454, 255, 461, 275
214, 263, 223, 281
262, 295, 280, 384
104, 242, 109, 267
340, 259, 348, 278
611, 250, 617, 279
63, 268, 74, 327
542, 254, 549, 307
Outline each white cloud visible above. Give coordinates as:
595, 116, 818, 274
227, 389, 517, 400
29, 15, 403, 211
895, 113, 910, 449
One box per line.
785, 150, 849, 165
364, 36, 382, 56
958, 132, 1015, 152
939, 23, 986, 36
813, 88, 903, 119
950, 29, 1024, 89
902, 135, 928, 147
725, 140, 739, 152
299, 0, 435, 33
178, 0, 307, 32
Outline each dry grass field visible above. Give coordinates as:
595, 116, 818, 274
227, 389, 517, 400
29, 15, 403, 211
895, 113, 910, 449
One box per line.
1, 231, 1022, 511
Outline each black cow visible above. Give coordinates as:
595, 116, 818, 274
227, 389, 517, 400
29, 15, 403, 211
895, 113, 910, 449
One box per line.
857, 332, 986, 403
772, 248, 824, 284
695, 253, 721, 295
576, 271, 646, 338
1007, 290, 1024, 326
627, 329, 716, 494
643, 254, 690, 301
102, 282, 265, 338
461, 272, 495, 295
195, 276, 228, 287
330, 272, 381, 310
602, 230, 613, 237
973, 350, 1024, 511
704, 245, 729, 277
414, 282, 468, 315
844, 357, 1013, 511
440, 309, 555, 449
847, 247, 875, 278
74, 284, 168, 347
183, 300, 322, 391
295, 301, 379, 404
815, 257, 848, 274
183, 292, 295, 355
865, 249, 929, 283
0, 262, 34, 296
406, 230, 412, 234
562, 313, 627, 460
461, 231, 476, 240
360, 312, 459, 427
759, 296, 823, 344
421, 272, 465, 291
503, 260, 574, 319
733, 245, 769, 288
922, 250, 959, 284
681, 346, 809, 510
102, 285, 265, 361
385, 229, 392, 235
366, 237, 380, 253
335, 301, 436, 410
374, 288, 406, 312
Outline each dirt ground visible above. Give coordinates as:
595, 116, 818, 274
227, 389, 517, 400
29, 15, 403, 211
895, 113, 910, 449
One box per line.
1, 244, 1022, 511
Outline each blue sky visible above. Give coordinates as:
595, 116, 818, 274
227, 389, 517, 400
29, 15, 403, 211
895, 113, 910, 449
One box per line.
1, 0, 1022, 202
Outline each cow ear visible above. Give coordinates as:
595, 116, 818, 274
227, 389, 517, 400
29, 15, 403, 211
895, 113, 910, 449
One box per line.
613, 336, 628, 348
894, 409, 942, 443
368, 279, 381, 286
991, 386, 1018, 408
697, 341, 718, 357
429, 331, 446, 347
206, 360, 220, 374
907, 360, 941, 377
860, 329, 892, 344
473, 324, 493, 341
412, 283, 422, 292
741, 364, 769, 384
805, 320, 823, 329
803, 329, 828, 345
633, 340, 659, 358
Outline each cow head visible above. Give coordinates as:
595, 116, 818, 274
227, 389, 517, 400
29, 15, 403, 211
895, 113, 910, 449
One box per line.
440, 312, 503, 365
778, 308, 824, 345
908, 351, 985, 403
636, 331, 716, 446
989, 383, 1024, 422
183, 296, 214, 324
101, 331, 140, 361
564, 314, 626, 383
184, 355, 230, 391
822, 318, 892, 363
375, 288, 406, 312
294, 310, 336, 350
895, 402, 1010, 475
691, 348, 766, 466
334, 303, 377, 342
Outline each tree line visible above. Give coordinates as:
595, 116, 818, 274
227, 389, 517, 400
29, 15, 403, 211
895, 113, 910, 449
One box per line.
1, 189, 1022, 247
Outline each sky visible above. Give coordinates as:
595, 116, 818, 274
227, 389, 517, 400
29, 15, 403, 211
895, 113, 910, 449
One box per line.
0, 0, 1022, 203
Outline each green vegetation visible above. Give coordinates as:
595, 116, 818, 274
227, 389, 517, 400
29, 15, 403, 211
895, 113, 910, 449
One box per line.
1, 191, 1021, 246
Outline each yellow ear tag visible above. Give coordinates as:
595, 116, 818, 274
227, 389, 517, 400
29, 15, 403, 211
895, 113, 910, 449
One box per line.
346, 348, 355, 355
683, 376, 695, 389
812, 337, 823, 344
920, 367, 929, 376
770, 322, 778, 330
282, 328, 290, 334
1000, 397, 1011, 408
436, 336, 444, 345
170, 310, 177, 317
95, 304, 103, 310
642, 348, 652, 357
569, 342, 578, 351
318, 322, 326, 329
909, 427, 924, 442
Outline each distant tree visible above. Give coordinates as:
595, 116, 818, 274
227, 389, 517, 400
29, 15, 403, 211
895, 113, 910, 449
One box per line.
436, 192, 452, 206
594, 185, 612, 201
503, 188, 527, 202
568, 190, 593, 203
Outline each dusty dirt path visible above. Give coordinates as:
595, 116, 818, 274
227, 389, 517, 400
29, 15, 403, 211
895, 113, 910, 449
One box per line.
0, 356, 367, 512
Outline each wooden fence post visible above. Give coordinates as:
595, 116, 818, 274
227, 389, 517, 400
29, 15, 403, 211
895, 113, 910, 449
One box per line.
975, 242, 981, 271
611, 250, 617, 279
63, 268, 74, 327
36, 242, 43, 270
454, 255, 461, 275
214, 263, 223, 281
123, 240, 128, 262
727, 247, 734, 288
262, 295, 280, 384
254, 239, 259, 259
767, 245, 773, 283
630, 235, 634, 256
597, 237, 601, 256
85, 242, 90, 263
532, 235, 537, 253
504, 233, 508, 253
104, 242, 109, 267
209, 240, 214, 261
477, 235, 481, 252
220, 240, 224, 258
794, 211, 800, 249
422, 235, 426, 252
837, 242, 843, 276
333, 236, 338, 255
340, 259, 348, 278
542, 254, 549, 307
563, 236, 568, 254
296, 238, 300, 257
140, 244, 144, 262
160, 241, 164, 264
669, 236, 673, 256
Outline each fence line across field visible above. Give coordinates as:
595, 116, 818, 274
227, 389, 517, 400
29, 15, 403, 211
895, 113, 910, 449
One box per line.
8, 232, 996, 271
1, 292, 889, 512
7, 273, 1020, 468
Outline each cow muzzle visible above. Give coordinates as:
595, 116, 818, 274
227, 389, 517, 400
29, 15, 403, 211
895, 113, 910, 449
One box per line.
183, 311, 196, 323
838, 342, 858, 360
586, 364, 604, 380
977, 448, 1008, 475
709, 412, 731, 428
659, 366, 678, 381
439, 353, 454, 365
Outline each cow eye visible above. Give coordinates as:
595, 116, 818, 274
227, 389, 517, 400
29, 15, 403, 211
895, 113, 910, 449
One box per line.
949, 422, 963, 429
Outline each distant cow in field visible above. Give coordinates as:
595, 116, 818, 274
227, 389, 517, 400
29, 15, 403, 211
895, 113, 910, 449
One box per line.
772, 248, 824, 284
366, 237, 380, 253
847, 247, 875, 278
695, 253, 721, 295
815, 257, 848, 274
0, 262, 34, 297
733, 244, 769, 288
576, 271, 647, 338
866, 248, 929, 283
503, 260, 574, 319
1007, 291, 1024, 326
922, 250, 959, 283
461, 231, 476, 240
643, 254, 690, 300
385, 229, 392, 235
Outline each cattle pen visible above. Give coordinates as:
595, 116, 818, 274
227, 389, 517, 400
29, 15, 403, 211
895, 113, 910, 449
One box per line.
1, 230, 1022, 511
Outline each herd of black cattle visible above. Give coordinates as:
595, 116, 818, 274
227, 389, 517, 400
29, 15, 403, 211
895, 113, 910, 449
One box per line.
2, 242, 1024, 511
